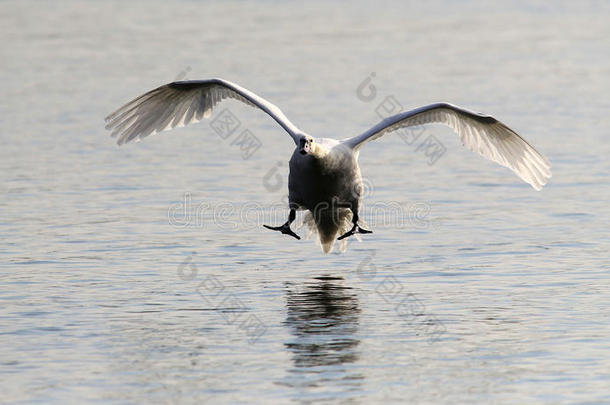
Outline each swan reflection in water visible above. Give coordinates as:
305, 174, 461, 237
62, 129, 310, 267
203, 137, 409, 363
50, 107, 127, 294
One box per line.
280, 277, 363, 400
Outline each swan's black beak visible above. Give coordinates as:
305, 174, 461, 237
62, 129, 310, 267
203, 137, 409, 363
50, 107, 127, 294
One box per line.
299, 139, 311, 155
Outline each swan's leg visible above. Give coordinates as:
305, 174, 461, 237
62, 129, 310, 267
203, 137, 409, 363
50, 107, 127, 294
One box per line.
337, 209, 372, 240
264, 208, 300, 240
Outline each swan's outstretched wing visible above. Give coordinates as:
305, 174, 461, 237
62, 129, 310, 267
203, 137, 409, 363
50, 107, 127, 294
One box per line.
344, 103, 551, 190
105, 78, 302, 145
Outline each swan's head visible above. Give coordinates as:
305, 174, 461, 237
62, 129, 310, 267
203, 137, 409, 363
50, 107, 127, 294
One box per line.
298, 135, 330, 159
299, 136, 314, 155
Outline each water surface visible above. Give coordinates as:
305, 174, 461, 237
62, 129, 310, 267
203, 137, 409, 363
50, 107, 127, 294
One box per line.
1, 1, 609, 403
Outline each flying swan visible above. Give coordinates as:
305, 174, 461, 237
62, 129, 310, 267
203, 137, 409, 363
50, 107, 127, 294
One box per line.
105, 78, 551, 253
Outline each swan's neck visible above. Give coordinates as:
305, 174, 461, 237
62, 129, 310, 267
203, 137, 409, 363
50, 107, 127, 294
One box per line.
310, 142, 330, 159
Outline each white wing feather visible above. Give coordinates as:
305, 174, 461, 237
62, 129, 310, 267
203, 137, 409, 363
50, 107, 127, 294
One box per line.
105, 78, 302, 145
345, 103, 551, 190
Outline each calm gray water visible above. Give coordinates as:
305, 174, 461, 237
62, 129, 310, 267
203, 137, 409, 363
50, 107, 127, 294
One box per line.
2, 1, 610, 403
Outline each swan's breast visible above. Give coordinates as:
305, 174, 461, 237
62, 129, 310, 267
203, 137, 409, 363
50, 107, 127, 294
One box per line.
288, 143, 361, 209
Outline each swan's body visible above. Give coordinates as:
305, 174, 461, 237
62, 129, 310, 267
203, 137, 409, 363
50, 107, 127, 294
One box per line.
288, 138, 364, 252
105, 78, 551, 253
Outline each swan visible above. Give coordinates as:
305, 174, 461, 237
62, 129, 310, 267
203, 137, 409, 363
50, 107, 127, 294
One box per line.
105, 78, 551, 253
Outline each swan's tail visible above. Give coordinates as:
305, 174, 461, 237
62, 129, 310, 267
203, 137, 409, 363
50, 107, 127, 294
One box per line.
299, 208, 362, 253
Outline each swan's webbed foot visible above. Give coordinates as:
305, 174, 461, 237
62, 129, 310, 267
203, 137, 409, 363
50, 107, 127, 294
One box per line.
337, 224, 372, 240
263, 222, 300, 240
337, 209, 372, 240
264, 208, 300, 240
